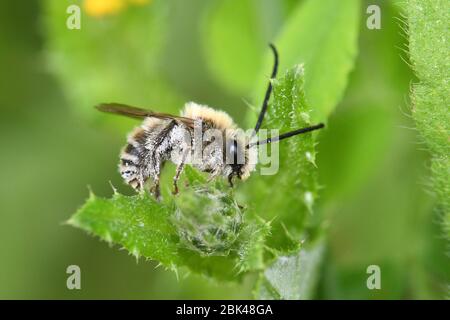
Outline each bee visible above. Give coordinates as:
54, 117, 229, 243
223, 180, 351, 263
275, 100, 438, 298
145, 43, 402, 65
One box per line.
96, 45, 324, 199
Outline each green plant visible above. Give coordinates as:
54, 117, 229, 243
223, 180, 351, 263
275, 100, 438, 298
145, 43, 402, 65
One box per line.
53, 0, 360, 299
44, 0, 183, 127
69, 167, 270, 281
406, 0, 449, 256
1, 0, 447, 300
69, 65, 319, 284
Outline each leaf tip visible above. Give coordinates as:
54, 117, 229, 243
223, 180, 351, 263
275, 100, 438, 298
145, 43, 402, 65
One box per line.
65, 217, 77, 227
293, 63, 305, 77
87, 185, 96, 200
303, 191, 314, 214
109, 181, 118, 195
131, 246, 141, 262
103, 231, 113, 244
170, 264, 179, 281
305, 151, 317, 167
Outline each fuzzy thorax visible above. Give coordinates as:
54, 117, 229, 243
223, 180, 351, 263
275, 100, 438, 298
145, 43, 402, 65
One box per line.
182, 102, 237, 130
181, 102, 256, 180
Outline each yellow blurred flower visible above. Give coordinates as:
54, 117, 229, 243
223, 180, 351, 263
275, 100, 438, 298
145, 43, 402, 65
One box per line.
128, 0, 151, 4
84, 0, 151, 18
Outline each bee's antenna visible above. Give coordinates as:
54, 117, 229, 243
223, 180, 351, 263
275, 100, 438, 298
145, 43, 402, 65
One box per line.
252, 43, 279, 136
247, 123, 325, 148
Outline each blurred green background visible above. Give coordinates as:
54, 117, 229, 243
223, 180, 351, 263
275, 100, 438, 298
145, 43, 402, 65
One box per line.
0, 0, 447, 299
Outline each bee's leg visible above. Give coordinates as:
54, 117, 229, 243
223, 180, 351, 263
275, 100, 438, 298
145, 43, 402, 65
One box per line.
207, 169, 220, 183
172, 167, 182, 195
149, 161, 163, 200
228, 174, 234, 188
149, 176, 161, 199
172, 148, 190, 195
138, 174, 146, 192
153, 177, 161, 200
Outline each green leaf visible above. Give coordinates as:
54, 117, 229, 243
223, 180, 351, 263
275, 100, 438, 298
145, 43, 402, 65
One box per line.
201, 0, 290, 96
69, 168, 269, 281
241, 66, 325, 298
406, 0, 450, 239
68, 63, 327, 288
316, 1, 409, 204
43, 0, 183, 123
242, 65, 320, 248
255, 238, 325, 300
246, 0, 361, 298
69, 191, 180, 266
253, 0, 360, 122
201, 0, 266, 95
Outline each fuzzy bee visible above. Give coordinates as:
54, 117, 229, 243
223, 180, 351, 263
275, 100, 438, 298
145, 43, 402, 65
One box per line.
97, 45, 324, 199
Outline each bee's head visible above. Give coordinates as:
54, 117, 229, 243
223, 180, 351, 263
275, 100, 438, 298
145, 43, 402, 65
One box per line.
224, 133, 256, 184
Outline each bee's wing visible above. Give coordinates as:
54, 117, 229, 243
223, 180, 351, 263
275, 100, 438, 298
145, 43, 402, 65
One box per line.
96, 103, 194, 127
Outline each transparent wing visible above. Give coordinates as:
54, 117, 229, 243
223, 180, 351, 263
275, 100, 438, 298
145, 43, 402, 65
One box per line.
96, 103, 194, 127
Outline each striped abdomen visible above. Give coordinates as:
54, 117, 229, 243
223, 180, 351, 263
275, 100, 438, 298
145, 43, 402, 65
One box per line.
119, 127, 148, 190
119, 117, 176, 190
